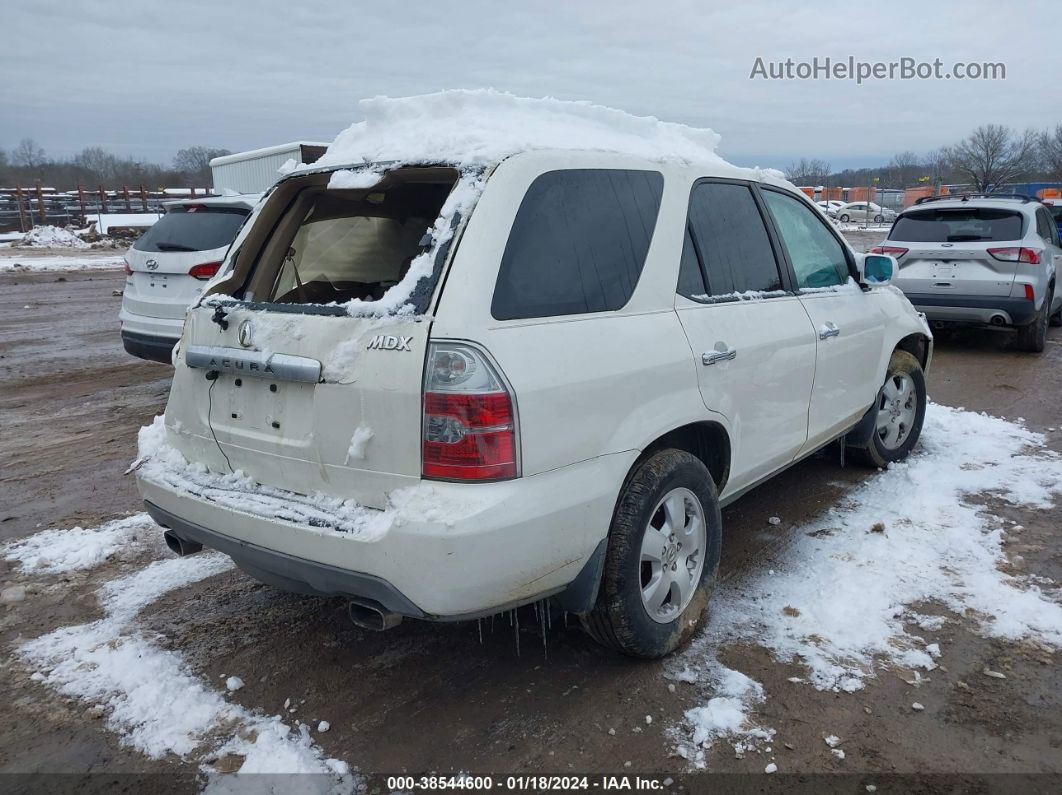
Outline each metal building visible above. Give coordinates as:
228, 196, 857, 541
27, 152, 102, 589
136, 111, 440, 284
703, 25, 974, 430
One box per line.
210, 142, 329, 194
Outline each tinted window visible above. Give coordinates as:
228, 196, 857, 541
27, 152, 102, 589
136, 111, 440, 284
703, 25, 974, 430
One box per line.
889, 208, 1024, 242
676, 225, 707, 299
491, 169, 663, 320
133, 206, 249, 253
685, 182, 782, 298
762, 190, 850, 289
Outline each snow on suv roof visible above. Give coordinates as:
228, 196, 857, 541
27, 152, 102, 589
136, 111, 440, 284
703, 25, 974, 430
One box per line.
307, 89, 785, 183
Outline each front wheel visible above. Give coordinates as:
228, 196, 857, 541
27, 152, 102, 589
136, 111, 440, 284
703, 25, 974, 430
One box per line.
849, 350, 927, 468
838, 213, 850, 223
582, 450, 721, 658
874, 214, 885, 223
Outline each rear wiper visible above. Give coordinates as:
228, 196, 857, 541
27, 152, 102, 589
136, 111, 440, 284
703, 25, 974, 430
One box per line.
154, 242, 197, 252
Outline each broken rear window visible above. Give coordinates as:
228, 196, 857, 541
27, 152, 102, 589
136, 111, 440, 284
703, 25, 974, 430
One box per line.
251, 170, 459, 307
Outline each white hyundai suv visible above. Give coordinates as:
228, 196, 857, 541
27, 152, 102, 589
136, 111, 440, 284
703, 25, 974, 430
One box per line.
120, 194, 258, 363
135, 150, 932, 658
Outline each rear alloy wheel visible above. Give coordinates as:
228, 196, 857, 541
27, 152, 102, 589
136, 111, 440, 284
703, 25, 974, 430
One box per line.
850, 350, 927, 468
1016, 288, 1052, 352
583, 450, 721, 658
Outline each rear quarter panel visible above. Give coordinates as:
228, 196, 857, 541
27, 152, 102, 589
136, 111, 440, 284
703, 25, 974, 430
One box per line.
431, 153, 722, 477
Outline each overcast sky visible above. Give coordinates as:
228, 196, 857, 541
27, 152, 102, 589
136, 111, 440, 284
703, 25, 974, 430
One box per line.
2, 0, 1056, 171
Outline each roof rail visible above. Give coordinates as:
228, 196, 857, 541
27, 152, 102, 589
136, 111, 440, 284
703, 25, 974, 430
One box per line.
913, 192, 1041, 206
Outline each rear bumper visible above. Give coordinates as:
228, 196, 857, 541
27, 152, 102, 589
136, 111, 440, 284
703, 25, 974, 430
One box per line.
121, 330, 178, 364
136, 451, 633, 618
904, 293, 1038, 327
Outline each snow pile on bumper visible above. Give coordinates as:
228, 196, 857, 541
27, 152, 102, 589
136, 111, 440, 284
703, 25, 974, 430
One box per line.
135, 415, 495, 540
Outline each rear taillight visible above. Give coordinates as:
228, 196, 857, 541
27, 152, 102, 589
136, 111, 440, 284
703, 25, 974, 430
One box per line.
422, 342, 518, 481
987, 247, 1041, 264
188, 261, 222, 280
123, 259, 132, 276
870, 246, 908, 258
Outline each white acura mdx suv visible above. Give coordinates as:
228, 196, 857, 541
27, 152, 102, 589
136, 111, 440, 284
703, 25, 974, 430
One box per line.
135, 149, 932, 658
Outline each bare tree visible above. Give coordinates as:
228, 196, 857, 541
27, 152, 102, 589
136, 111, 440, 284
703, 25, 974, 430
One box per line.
885, 151, 920, 188
74, 147, 123, 182
1040, 125, 1062, 180
784, 157, 832, 185
173, 146, 232, 182
948, 125, 1038, 191
12, 137, 46, 168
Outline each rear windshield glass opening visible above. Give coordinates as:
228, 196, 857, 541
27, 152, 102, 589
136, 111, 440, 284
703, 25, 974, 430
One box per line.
133, 206, 250, 253
889, 208, 1024, 243
259, 174, 458, 306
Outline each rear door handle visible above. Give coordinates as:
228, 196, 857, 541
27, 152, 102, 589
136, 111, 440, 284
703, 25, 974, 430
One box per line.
702, 347, 737, 365
818, 322, 840, 340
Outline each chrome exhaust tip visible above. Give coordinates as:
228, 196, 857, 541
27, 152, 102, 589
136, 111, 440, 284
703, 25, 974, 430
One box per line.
347, 598, 403, 631
989, 314, 1006, 326
163, 530, 203, 557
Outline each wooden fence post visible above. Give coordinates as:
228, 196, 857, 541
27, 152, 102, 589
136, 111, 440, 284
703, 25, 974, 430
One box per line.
123, 185, 132, 211
15, 184, 29, 232
98, 185, 108, 213
77, 184, 86, 225
139, 185, 148, 212
35, 182, 47, 225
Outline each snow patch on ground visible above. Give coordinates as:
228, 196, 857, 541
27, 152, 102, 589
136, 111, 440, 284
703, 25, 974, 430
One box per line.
14, 521, 356, 788
0, 253, 126, 272
2, 514, 155, 574
16, 225, 89, 248
672, 403, 1062, 764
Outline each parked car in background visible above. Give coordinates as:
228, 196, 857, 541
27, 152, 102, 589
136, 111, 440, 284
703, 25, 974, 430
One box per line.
836, 201, 897, 224
1045, 200, 1062, 236
816, 200, 845, 217
138, 149, 932, 659
120, 194, 259, 363
874, 194, 1062, 352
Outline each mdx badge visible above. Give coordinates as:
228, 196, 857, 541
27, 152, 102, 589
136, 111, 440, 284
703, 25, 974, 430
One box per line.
367, 335, 413, 351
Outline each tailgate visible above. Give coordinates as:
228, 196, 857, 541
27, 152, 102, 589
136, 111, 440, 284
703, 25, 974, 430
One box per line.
896, 243, 1017, 297
165, 305, 429, 509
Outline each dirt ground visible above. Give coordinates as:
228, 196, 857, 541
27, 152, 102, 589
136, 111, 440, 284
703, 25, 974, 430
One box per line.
1, 264, 1060, 791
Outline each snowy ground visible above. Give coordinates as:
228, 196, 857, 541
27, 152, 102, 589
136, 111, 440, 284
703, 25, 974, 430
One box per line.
2, 272, 1061, 787
0, 249, 126, 272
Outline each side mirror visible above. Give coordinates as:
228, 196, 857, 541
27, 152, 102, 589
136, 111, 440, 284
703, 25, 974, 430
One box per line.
859, 253, 895, 286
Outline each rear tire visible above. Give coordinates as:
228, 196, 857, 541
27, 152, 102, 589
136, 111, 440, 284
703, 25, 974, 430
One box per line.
1049, 297, 1061, 327
850, 350, 927, 468
1016, 288, 1051, 352
582, 450, 721, 659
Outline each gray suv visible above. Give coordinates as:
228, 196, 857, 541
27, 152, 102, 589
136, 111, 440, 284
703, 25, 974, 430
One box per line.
875, 195, 1062, 352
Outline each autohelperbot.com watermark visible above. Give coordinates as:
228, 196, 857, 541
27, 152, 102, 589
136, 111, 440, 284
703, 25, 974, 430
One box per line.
750, 56, 1006, 83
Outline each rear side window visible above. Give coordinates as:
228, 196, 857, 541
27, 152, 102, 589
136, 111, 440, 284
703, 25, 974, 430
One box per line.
682, 181, 783, 299
491, 169, 664, 320
133, 206, 249, 253
889, 208, 1024, 242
